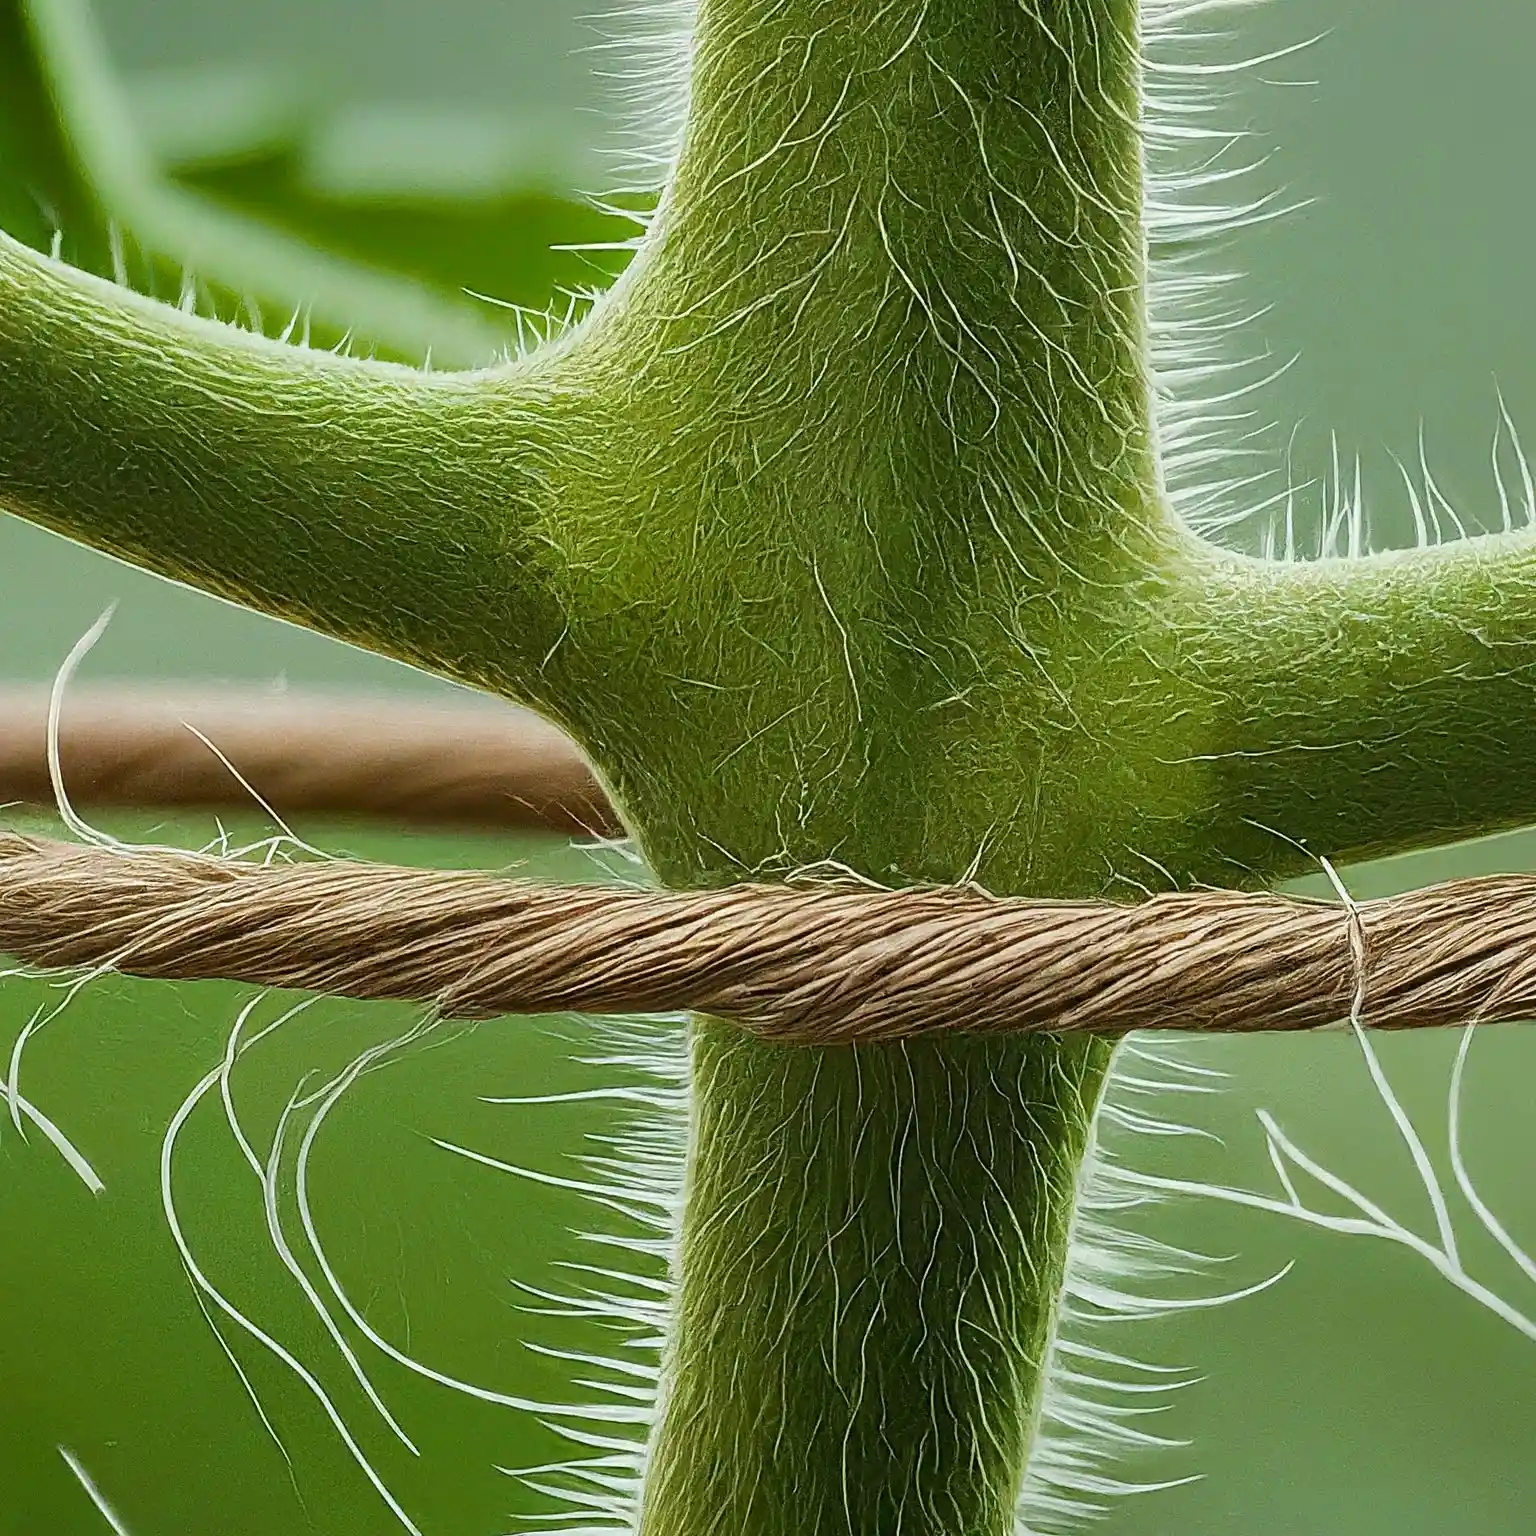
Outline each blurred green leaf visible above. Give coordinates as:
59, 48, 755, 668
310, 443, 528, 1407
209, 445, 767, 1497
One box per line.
122, 62, 645, 322
123, 61, 311, 172
170, 118, 641, 326
0, 0, 639, 364
0, 0, 113, 266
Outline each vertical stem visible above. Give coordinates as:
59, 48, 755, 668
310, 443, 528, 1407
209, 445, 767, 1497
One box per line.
611, 4, 1152, 1531
639, 1024, 1109, 1536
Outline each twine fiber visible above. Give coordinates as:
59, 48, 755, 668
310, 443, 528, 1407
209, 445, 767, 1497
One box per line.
1, 833, 1533, 1042
0, 687, 619, 836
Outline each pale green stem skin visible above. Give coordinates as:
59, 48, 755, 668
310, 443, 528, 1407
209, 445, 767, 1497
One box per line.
4, 2, 1536, 1533
0, 245, 588, 699
1184, 541, 1536, 875
560, 6, 1154, 1532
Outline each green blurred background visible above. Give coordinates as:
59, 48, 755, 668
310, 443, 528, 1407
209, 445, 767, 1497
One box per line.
4, 0, 1536, 1531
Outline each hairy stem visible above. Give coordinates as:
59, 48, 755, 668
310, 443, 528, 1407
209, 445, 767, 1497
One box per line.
0, 235, 589, 708
640, 1029, 1105, 1536
586, 3, 1157, 1532
1178, 535, 1536, 876
10, 1, 1536, 1532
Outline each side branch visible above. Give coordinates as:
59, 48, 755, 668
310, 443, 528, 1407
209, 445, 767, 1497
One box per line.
1174, 534, 1536, 875
3, 833, 1534, 1040
0, 235, 598, 707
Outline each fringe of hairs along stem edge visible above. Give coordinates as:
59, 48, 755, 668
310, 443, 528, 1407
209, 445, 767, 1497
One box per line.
0, 830, 1533, 1042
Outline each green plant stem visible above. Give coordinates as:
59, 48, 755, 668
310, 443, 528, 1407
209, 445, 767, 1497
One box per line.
7, 1, 1536, 1533
575, 4, 1157, 1531
0, 235, 583, 702
639, 1029, 1106, 1536
1179, 539, 1536, 875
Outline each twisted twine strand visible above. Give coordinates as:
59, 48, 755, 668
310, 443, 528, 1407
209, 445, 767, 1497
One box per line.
0, 687, 619, 836
1, 833, 1532, 1043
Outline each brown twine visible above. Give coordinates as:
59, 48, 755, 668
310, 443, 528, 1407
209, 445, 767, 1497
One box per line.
1, 832, 1533, 1042
0, 687, 619, 836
